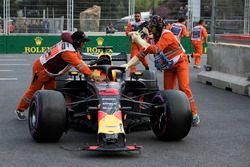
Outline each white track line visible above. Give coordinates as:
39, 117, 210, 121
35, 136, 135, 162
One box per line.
0, 64, 30, 66
0, 59, 27, 61
0, 70, 13, 72
0, 56, 26, 58
0, 78, 18, 81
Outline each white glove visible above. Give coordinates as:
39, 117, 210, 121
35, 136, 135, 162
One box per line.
128, 31, 140, 43
120, 64, 129, 70
130, 32, 150, 49
127, 56, 140, 69
142, 27, 149, 37
120, 56, 140, 70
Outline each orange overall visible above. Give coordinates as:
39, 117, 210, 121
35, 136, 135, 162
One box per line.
167, 22, 188, 41
190, 25, 208, 66
126, 21, 149, 73
16, 42, 92, 112
137, 30, 197, 116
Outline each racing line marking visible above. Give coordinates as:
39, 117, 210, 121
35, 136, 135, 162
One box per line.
0, 56, 23, 57
0, 59, 27, 61
0, 64, 30, 66
0, 78, 18, 81
0, 70, 13, 72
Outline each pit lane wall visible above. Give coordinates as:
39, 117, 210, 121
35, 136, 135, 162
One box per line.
198, 43, 250, 96
0, 35, 203, 54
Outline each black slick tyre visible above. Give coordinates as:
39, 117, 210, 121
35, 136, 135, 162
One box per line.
151, 90, 192, 141
28, 90, 67, 142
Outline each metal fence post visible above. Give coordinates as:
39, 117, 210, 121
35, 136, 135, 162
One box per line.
210, 0, 216, 42
249, 0, 250, 34
128, 0, 131, 21
128, 0, 135, 21
67, 0, 74, 31
4, 0, 10, 35
244, 0, 250, 34
3, 0, 5, 34
187, 0, 192, 32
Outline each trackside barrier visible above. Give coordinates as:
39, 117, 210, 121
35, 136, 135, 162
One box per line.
0, 35, 208, 54
0, 35, 130, 54
218, 35, 250, 45
249, 87, 250, 96
198, 42, 250, 96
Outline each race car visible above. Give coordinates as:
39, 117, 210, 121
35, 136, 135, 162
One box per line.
28, 46, 192, 153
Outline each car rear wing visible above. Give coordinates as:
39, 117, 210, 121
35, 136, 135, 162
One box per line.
81, 52, 128, 63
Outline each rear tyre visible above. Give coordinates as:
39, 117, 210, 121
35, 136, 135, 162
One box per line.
28, 90, 67, 142
151, 90, 192, 141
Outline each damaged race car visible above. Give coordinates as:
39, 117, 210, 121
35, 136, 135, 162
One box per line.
28, 46, 192, 153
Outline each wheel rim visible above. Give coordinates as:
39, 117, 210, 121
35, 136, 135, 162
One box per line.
158, 113, 167, 135
151, 94, 168, 137
29, 102, 37, 129
31, 112, 36, 127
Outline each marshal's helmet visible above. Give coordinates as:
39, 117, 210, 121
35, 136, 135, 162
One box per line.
71, 31, 90, 48
149, 15, 164, 32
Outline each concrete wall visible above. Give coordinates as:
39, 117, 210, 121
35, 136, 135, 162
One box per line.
207, 43, 250, 77
198, 42, 250, 96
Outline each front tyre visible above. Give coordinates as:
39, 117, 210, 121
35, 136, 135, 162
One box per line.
28, 90, 67, 142
151, 90, 192, 141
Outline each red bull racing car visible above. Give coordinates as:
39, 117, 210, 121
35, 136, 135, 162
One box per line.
28, 46, 192, 153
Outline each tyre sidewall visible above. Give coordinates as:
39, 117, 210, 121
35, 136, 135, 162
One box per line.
151, 90, 192, 141
28, 90, 66, 142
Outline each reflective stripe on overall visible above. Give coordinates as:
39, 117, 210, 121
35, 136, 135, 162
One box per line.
40, 41, 75, 77
152, 30, 185, 70
191, 25, 202, 41
170, 23, 183, 39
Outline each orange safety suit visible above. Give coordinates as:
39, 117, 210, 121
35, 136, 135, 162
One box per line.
126, 21, 149, 73
136, 30, 197, 116
190, 24, 208, 66
167, 22, 188, 41
16, 41, 92, 112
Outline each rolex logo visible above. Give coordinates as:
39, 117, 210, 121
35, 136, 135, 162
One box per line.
96, 37, 104, 46
34, 37, 43, 46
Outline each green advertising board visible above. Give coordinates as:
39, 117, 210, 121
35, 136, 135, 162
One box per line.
0, 35, 207, 54
0, 35, 131, 54
5, 35, 60, 54
0, 36, 7, 53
